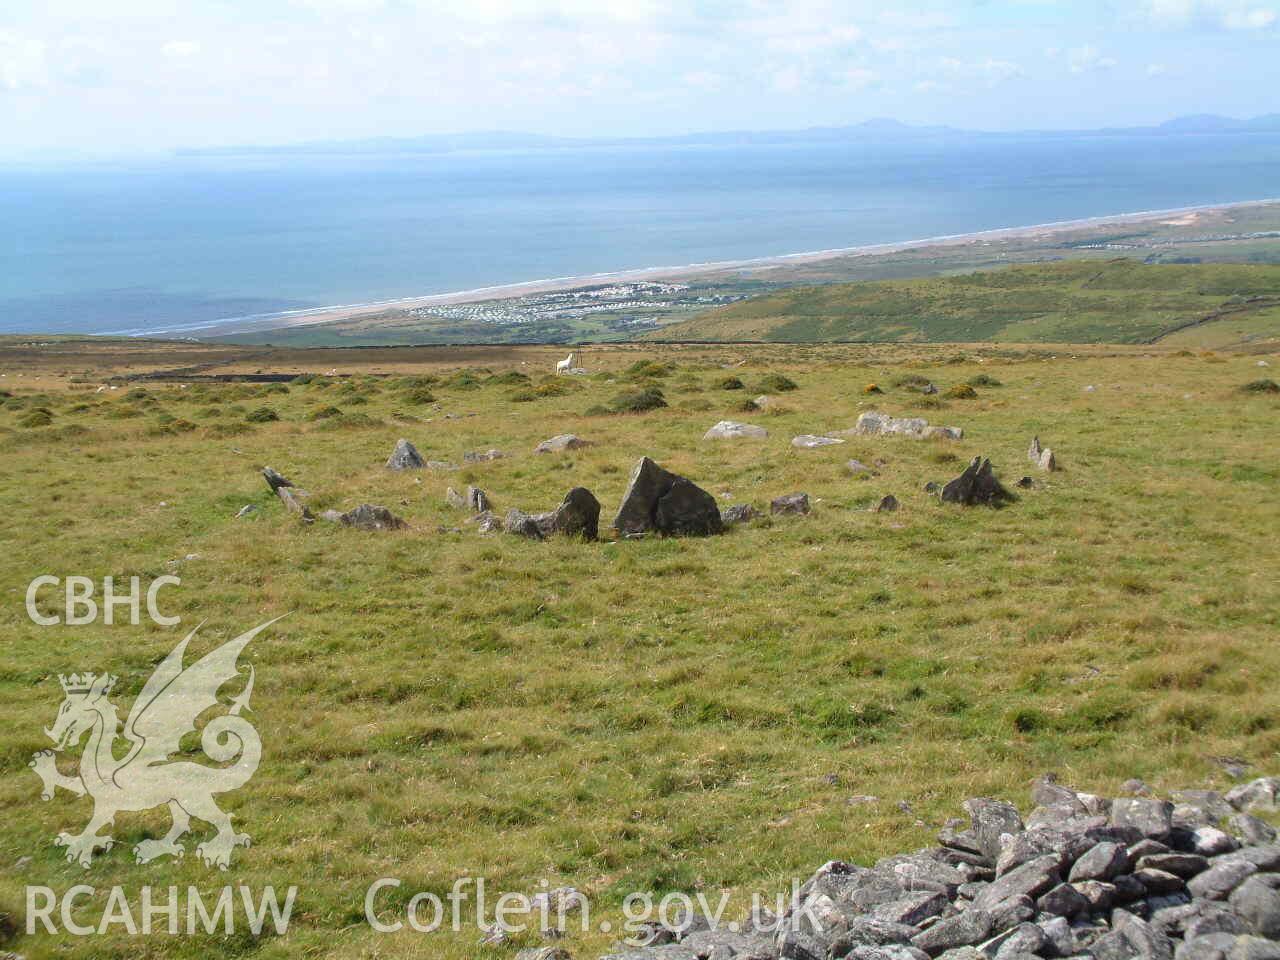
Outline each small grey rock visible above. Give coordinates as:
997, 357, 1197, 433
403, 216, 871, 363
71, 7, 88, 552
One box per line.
1113, 798, 1175, 840
1037, 883, 1089, 918
1227, 936, 1280, 960
1189, 861, 1258, 901
534, 434, 590, 454
1229, 877, 1280, 937
336, 503, 407, 530
720, 503, 758, 526
1135, 868, 1189, 894
1137, 853, 1210, 879
771, 492, 811, 516
1229, 815, 1277, 846
1071, 842, 1131, 882
911, 909, 993, 955
1226, 779, 1279, 813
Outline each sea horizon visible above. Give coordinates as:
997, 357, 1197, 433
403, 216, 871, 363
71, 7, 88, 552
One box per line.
4, 130, 1279, 338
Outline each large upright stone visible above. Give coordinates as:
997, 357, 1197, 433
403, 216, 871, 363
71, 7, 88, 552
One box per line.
262, 466, 293, 491
505, 487, 601, 541
612, 457, 721, 537
276, 486, 313, 520
654, 478, 724, 536
385, 438, 424, 470
942, 458, 1011, 506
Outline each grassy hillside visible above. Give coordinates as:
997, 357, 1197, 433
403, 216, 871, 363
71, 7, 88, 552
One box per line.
1, 340, 1278, 958
655, 260, 1280, 345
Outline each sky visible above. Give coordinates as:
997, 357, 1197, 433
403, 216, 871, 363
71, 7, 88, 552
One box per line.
0, 0, 1276, 156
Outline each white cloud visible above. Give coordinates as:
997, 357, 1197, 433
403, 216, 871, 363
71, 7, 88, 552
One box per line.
1142, 0, 1277, 29
1067, 45, 1118, 73
1146, 62, 1169, 75
1223, 7, 1277, 27
0, 30, 49, 91
939, 56, 1025, 86
161, 40, 201, 58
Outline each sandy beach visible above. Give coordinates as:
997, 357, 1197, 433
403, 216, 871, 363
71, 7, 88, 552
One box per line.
192, 197, 1280, 338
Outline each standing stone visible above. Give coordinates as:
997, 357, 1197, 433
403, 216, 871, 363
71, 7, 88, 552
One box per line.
262, 466, 294, 491
1028, 437, 1042, 464
941, 458, 1011, 506
873, 495, 900, 513
1038, 448, 1057, 471
505, 488, 600, 541
613, 457, 677, 535
654, 478, 724, 536
235, 504, 258, 519
386, 438, 425, 470
446, 487, 468, 510
467, 486, 491, 513
276, 486, 313, 520
553, 487, 601, 540
771, 492, 811, 516
612, 457, 721, 537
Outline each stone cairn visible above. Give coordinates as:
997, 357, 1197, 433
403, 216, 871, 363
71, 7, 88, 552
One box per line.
588, 776, 1280, 960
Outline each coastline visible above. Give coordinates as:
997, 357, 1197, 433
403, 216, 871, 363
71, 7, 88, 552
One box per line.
150, 196, 1280, 339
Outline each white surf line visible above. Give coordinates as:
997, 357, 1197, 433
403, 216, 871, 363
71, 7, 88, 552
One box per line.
136, 196, 1280, 338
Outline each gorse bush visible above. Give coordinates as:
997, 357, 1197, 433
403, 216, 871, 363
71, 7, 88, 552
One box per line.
944, 384, 978, 399
1241, 378, 1279, 393
892, 374, 933, 389
245, 407, 279, 423
610, 387, 667, 413
622, 360, 675, 381
716, 376, 745, 390
758, 373, 797, 392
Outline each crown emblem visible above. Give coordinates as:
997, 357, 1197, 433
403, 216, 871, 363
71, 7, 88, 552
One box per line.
58, 673, 113, 694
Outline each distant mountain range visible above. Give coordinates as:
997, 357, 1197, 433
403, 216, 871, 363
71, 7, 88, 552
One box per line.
182, 114, 1280, 156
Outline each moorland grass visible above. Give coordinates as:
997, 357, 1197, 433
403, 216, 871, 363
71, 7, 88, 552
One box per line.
0, 341, 1277, 959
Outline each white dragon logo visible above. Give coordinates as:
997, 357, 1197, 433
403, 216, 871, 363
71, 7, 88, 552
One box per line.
28, 618, 279, 870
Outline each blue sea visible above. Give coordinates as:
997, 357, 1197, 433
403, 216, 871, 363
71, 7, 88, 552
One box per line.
2, 132, 1278, 336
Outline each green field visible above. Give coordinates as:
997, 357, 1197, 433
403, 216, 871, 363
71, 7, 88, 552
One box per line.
1, 339, 1278, 959
653, 260, 1280, 344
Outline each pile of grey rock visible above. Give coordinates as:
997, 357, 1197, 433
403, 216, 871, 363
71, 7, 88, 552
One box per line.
591, 776, 1280, 960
